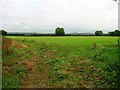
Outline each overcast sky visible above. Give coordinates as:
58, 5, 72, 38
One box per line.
0, 0, 118, 33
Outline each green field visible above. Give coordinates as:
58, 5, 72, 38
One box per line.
2, 36, 120, 88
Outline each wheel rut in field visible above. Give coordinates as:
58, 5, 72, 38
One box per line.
21, 56, 52, 88
21, 55, 107, 88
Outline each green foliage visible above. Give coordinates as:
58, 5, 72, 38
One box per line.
2, 65, 26, 88
108, 30, 120, 36
95, 30, 103, 36
48, 58, 69, 83
2, 75, 20, 88
55, 27, 65, 36
102, 62, 120, 87
14, 65, 26, 74
52, 67, 70, 83
93, 51, 108, 62
89, 47, 119, 87
0, 30, 7, 35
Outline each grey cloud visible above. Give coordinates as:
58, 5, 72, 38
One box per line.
0, 0, 118, 33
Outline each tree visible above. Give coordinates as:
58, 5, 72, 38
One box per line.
108, 30, 120, 36
95, 30, 103, 36
55, 27, 65, 36
114, 30, 120, 36
0, 30, 7, 35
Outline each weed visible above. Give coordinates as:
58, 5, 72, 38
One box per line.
52, 68, 70, 83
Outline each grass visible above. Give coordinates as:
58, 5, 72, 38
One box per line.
9, 36, 118, 46
2, 36, 119, 88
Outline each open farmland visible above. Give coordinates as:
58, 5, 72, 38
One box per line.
2, 36, 120, 88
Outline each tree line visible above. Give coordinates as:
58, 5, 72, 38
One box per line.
0, 27, 120, 36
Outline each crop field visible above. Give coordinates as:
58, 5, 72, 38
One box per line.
2, 36, 120, 88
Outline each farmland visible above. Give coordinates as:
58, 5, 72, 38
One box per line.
2, 36, 120, 88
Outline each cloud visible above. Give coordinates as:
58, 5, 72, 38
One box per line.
0, 0, 118, 33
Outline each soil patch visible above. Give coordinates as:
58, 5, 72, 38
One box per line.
44, 50, 56, 59
21, 63, 51, 88
18, 60, 36, 73
12, 41, 28, 50
2, 37, 12, 51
